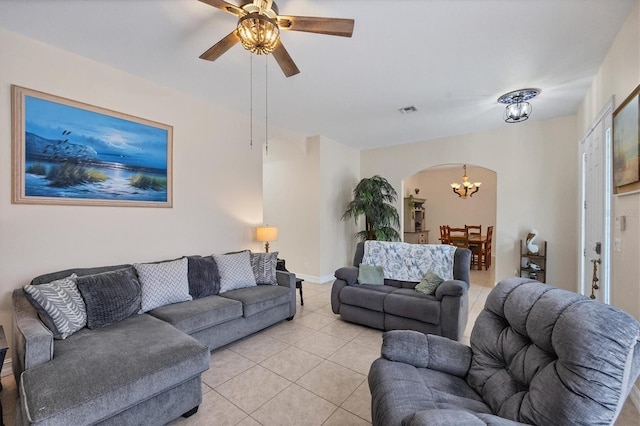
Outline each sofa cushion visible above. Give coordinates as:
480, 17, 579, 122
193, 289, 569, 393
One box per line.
134, 257, 192, 312
340, 285, 396, 312
20, 314, 209, 426
148, 295, 243, 334
23, 274, 86, 339
187, 255, 220, 298
358, 264, 384, 285
76, 267, 142, 329
214, 251, 257, 293
369, 357, 491, 426
220, 285, 291, 318
250, 251, 279, 285
415, 272, 443, 295
384, 289, 441, 324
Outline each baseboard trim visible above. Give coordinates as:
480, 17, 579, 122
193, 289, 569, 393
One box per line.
296, 273, 334, 284
631, 384, 640, 413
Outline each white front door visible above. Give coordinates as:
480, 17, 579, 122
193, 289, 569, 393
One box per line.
579, 100, 612, 303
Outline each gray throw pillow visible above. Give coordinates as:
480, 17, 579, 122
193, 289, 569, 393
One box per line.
358, 264, 385, 285
134, 257, 192, 312
23, 273, 86, 339
76, 267, 141, 329
415, 271, 444, 295
251, 251, 279, 285
214, 251, 257, 293
187, 255, 220, 298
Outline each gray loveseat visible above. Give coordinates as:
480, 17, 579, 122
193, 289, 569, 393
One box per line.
331, 242, 471, 340
368, 277, 640, 425
12, 254, 297, 426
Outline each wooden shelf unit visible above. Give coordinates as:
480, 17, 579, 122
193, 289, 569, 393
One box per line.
519, 240, 547, 283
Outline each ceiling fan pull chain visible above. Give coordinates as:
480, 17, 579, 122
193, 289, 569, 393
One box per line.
265, 55, 268, 155
250, 54, 253, 149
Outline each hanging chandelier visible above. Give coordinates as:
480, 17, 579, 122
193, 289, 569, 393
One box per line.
451, 165, 481, 198
497, 88, 540, 123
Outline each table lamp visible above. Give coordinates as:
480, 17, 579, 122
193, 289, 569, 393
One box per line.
256, 225, 278, 253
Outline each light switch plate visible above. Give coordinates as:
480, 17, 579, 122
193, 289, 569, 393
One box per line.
615, 215, 626, 231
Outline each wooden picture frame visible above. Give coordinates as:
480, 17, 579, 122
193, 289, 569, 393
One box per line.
11, 85, 172, 207
612, 84, 640, 195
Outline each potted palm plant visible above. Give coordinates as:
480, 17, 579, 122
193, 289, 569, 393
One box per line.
342, 175, 401, 241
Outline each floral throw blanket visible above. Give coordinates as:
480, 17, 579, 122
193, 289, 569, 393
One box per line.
361, 241, 456, 282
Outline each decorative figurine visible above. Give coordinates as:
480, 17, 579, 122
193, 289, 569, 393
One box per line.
526, 229, 539, 255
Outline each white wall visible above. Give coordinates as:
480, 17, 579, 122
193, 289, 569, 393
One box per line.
0, 29, 305, 354
403, 165, 497, 241
263, 135, 359, 282
362, 115, 579, 288
319, 135, 360, 280
577, 0, 640, 322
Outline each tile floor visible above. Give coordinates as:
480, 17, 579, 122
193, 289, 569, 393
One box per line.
2, 267, 638, 425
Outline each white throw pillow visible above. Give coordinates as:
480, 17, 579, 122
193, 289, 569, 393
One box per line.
23, 273, 86, 339
214, 251, 257, 293
134, 257, 192, 312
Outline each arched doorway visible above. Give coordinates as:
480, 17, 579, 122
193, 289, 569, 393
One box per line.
401, 163, 497, 280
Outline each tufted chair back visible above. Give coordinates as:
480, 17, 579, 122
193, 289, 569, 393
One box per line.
467, 277, 640, 425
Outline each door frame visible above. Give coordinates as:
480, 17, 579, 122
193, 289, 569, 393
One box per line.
578, 97, 613, 303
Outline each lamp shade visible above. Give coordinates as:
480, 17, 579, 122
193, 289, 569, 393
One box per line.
256, 226, 278, 242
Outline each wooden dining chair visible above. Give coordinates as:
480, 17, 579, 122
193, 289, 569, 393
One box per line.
466, 225, 482, 268
483, 226, 493, 270
448, 227, 469, 249
439, 225, 450, 244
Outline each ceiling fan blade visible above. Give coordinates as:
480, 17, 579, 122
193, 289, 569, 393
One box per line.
199, 30, 241, 61
272, 41, 300, 77
277, 16, 354, 37
198, 0, 244, 17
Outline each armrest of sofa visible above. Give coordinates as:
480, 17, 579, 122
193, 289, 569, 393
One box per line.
12, 289, 54, 378
435, 279, 469, 301
403, 409, 528, 426
276, 271, 296, 318
334, 266, 358, 286
381, 330, 472, 377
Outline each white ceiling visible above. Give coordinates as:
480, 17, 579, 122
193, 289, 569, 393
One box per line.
0, 0, 635, 150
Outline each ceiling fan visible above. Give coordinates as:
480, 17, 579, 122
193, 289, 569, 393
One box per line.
198, 0, 355, 77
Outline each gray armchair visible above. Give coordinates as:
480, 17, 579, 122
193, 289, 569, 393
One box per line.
368, 277, 640, 425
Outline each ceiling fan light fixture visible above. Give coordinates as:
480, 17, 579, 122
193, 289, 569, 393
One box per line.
237, 12, 280, 55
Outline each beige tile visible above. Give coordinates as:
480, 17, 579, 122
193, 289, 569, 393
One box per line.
350, 328, 383, 351
202, 349, 256, 388
302, 294, 332, 311
323, 408, 370, 426
294, 312, 338, 330
236, 416, 262, 426
1, 374, 17, 418
215, 365, 291, 414
615, 400, 640, 425
297, 360, 366, 406
314, 303, 341, 318
252, 383, 337, 426
167, 390, 246, 426
320, 320, 366, 341
263, 321, 315, 345
294, 331, 348, 359
261, 345, 324, 381
328, 341, 380, 375
341, 380, 372, 423
228, 333, 289, 363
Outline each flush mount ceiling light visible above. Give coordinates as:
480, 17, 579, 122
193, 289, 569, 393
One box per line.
497, 88, 540, 123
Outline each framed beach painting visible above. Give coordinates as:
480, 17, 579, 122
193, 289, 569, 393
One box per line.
11, 85, 172, 207
612, 84, 640, 195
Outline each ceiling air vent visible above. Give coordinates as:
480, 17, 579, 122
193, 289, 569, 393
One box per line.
398, 106, 418, 114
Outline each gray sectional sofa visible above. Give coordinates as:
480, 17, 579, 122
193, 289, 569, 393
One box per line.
368, 278, 640, 425
12, 253, 297, 426
331, 242, 471, 340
